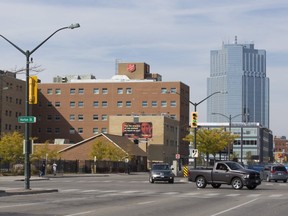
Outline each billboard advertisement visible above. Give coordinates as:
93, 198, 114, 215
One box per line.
122, 122, 152, 139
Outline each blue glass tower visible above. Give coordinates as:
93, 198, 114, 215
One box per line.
207, 37, 269, 128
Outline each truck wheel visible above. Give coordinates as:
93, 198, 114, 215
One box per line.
231, 177, 243, 190
211, 183, 221, 189
246, 185, 257, 190
196, 176, 207, 188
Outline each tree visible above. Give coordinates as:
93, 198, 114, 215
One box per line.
184, 128, 238, 167
0, 131, 24, 164
31, 141, 60, 162
90, 141, 127, 161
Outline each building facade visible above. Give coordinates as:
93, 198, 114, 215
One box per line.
32, 63, 190, 161
109, 115, 179, 167
199, 122, 273, 163
207, 37, 269, 129
0, 70, 25, 136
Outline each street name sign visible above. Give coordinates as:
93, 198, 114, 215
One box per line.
18, 116, 36, 123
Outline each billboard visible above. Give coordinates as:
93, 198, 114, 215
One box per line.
122, 122, 152, 139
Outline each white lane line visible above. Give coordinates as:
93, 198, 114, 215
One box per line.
210, 198, 258, 216
137, 201, 157, 205
60, 189, 79, 193
226, 194, 241, 197
269, 194, 283, 198
64, 211, 93, 216
247, 194, 261, 197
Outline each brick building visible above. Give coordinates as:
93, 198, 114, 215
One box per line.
0, 70, 25, 136
32, 63, 190, 162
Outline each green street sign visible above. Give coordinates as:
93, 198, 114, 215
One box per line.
18, 116, 36, 123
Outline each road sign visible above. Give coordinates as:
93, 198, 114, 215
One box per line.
18, 116, 36, 123
191, 149, 199, 158
175, 153, 180, 159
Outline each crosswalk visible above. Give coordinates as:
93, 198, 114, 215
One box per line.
58, 188, 287, 199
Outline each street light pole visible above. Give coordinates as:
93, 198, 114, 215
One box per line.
211, 113, 242, 160
189, 91, 223, 168
0, 23, 80, 190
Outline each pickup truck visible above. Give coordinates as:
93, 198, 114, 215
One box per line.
188, 161, 261, 190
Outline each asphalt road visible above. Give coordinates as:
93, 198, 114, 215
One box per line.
0, 173, 287, 216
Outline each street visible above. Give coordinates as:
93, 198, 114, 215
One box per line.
0, 173, 287, 216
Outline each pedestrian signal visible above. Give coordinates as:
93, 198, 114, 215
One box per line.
191, 112, 198, 128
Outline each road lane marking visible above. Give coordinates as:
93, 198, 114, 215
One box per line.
226, 194, 241, 197
247, 194, 261, 197
137, 201, 157, 205
269, 194, 283, 198
64, 211, 93, 216
210, 198, 258, 216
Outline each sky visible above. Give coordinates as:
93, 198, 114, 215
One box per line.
1, 0, 288, 137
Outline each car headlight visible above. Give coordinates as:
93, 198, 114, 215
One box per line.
243, 174, 250, 179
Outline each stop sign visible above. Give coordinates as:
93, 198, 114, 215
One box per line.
175, 154, 180, 159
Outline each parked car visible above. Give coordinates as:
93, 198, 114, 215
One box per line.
149, 163, 174, 183
260, 164, 288, 182
188, 161, 261, 190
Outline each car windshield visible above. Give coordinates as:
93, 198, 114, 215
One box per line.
273, 166, 287, 172
226, 162, 244, 170
152, 164, 170, 170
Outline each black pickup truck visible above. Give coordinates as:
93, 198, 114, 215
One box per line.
188, 161, 261, 190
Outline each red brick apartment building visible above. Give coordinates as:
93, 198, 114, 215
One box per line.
32, 62, 190, 159
0, 70, 25, 135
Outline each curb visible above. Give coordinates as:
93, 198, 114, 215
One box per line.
0, 188, 58, 197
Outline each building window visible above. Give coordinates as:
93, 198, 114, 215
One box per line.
55, 128, 60, 134
55, 88, 61, 95
142, 101, 148, 107
170, 101, 176, 107
170, 88, 177, 93
47, 115, 52, 120
117, 88, 123, 94
93, 115, 99, 121
78, 128, 83, 133
101, 128, 107, 133
93, 101, 99, 108
93, 128, 99, 134
93, 88, 99, 94
126, 101, 131, 107
126, 88, 132, 94
70, 114, 75, 121
70, 101, 76, 108
117, 101, 123, 107
161, 101, 167, 107
55, 115, 60, 121
55, 102, 61, 107
102, 88, 108, 94
69, 128, 75, 134
78, 114, 84, 121
170, 114, 176, 120
152, 101, 157, 107
78, 101, 84, 107
102, 101, 108, 107
70, 88, 76, 94
161, 88, 167, 94
47, 89, 52, 95
78, 88, 84, 94
46, 128, 52, 133
47, 102, 52, 107
102, 114, 107, 121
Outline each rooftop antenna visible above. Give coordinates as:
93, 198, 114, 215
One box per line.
235, 35, 237, 44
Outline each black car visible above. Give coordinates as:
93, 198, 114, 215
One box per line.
149, 163, 174, 183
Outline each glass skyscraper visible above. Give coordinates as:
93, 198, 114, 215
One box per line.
207, 38, 269, 128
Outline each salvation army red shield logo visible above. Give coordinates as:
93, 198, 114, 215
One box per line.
127, 64, 136, 73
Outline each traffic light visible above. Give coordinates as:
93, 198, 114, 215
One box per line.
191, 112, 198, 128
29, 76, 38, 104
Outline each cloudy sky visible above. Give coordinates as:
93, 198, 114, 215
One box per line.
1, 0, 288, 137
